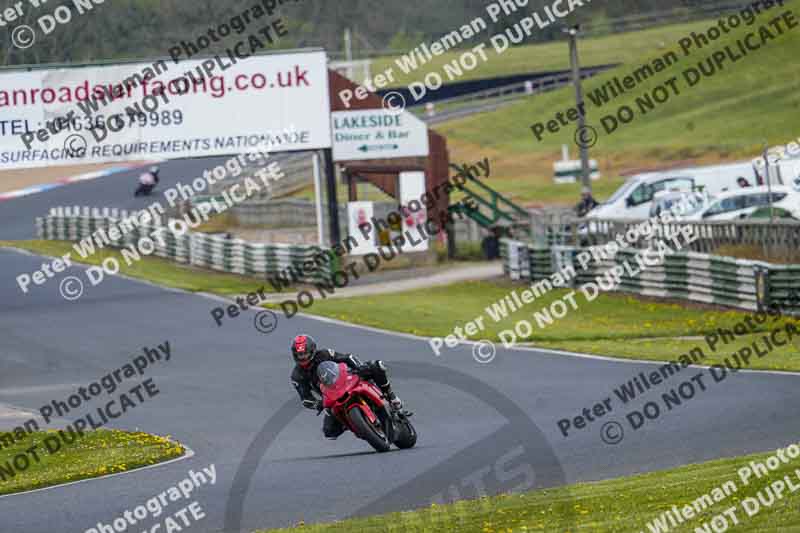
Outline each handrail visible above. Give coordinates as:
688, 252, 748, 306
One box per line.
451, 164, 529, 219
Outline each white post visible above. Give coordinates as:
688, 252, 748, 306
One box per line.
344, 28, 353, 80
312, 152, 326, 246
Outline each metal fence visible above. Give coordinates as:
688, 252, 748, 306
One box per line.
231, 198, 397, 230
173, 152, 316, 216
37, 207, 334, 284
501, 239, 800, 315
537, 216, 800, 260
209, 151, 315, 200
580, 1, 760, 36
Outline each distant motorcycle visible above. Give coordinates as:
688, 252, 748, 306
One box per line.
317, 361, 417, 453
134, 166, 160, 197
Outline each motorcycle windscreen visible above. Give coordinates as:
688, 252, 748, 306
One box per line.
318, 362, 353, 405
317, 361, 340, 386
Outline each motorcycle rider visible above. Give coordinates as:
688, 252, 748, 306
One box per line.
290, 334, 403, 440
135, 165, 160, 196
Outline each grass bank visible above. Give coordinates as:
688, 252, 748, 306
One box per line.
372, 19, 722, 86
0, 430, 184, 496
281, 280, 800, 372
256, 445, 800, 532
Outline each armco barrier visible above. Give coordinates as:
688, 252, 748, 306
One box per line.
501, 238, 800, 315
36, 207, 333, 283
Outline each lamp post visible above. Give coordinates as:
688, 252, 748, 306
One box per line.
763, 143, 774, 261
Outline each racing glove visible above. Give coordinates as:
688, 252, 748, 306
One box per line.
303, 398, 322, 412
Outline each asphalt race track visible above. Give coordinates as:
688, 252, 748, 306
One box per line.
2, 159, 800, 532
0, 155, 255, 240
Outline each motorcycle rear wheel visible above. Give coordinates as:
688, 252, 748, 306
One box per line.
349, 408, 391, 453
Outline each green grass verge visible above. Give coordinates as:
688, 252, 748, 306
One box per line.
537, 334, 800, 373
272, 280, 800, 372
0, 240, 279, 296
257, 446, 800, 532
0, 430, 184, 496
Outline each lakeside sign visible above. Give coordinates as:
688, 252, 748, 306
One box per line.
331, 109, 428, 161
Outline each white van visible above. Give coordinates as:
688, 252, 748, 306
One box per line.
777, 158, 800, 190
587, 161, 757, 220
587, 174, 696, 220
752, 138, 800, 184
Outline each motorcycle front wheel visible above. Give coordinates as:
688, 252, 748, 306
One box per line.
393, 419, 417, 449
348, 408, 391, 453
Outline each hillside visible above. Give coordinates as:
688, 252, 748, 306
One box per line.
435, 0, 800, 205
1, 0, 721, 66
371, 18, 724, 86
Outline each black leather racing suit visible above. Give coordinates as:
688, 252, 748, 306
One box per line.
134, 171, 159, 197
291, 349, 392, 439
575, 194, 599, 217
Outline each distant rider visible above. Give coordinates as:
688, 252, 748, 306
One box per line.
290, 334, 403, 440
135, 165, 160, 196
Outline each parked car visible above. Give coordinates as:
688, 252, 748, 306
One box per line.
682, 186, 800, 221
649, 190, 709, 219
747, 206, 800, 221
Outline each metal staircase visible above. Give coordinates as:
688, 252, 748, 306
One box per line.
447, 164, 531, 237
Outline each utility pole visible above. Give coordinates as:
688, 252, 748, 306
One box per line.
322, 149, 340, 247
565, 25, 591, 195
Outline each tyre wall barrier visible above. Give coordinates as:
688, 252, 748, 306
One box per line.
36, 206, 333, 283
501, 238, 800, 315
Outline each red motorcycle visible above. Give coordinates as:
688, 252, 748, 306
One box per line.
317, 361, 417, 453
